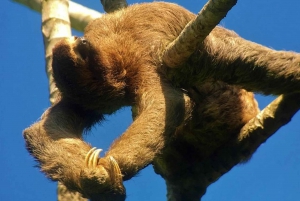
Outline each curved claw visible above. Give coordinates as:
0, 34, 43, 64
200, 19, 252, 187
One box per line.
81, 148, 126, 200
85, 147, 96, 166
108, 156, 123, 185
85, 147, 102, 168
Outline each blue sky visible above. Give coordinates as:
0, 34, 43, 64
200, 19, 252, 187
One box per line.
1, 0, 300, 200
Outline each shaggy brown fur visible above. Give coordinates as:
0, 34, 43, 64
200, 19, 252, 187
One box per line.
23, 2, 300, 200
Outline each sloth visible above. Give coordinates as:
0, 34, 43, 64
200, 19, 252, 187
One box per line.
23, 2, 300, 200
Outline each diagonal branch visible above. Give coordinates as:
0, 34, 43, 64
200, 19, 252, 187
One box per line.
213, 93, 300, 182
237, 93, 300, 153
189, 93, 300, 198
163, 0, 237, 67
12, 0, 102, 32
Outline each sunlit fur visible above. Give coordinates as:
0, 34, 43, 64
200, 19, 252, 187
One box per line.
24, 2, 300, 200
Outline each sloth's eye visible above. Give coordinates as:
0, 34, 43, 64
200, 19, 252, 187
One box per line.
81, 38, 87, 45
74, 37, 90, 60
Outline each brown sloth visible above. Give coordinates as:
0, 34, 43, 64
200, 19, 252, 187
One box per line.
23, 2, 300, 201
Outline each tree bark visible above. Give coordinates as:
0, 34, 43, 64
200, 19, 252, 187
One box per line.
163, 0, 237, 67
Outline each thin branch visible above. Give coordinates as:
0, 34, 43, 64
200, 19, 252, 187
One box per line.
12, 0, 102, 32
100, 0, 128, 13
163, 0, 237, 67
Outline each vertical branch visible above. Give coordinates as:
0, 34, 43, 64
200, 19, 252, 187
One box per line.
42, 0, 71, 104
100, 0, 128, 13
41, 0, 87, 200
163, 0, 237, 67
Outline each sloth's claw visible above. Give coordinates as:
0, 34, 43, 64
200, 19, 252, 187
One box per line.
91, 149, 102, 167
84, 148, 123, 184
85, 147, 102, 167
85, 147, 96, 166
81, 147, 125, 200
108, 156, 123, 185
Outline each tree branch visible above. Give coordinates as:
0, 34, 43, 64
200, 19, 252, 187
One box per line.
237, 93, 300, 152
100, 0, 128, 13
41, 0, 87, 200
163, 0, 237, 67
12, 0, 102, 32
42, 0, 71, 104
